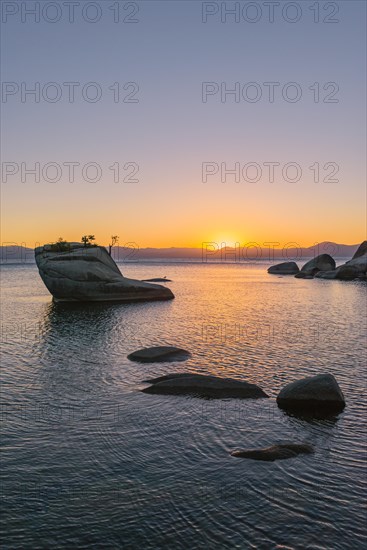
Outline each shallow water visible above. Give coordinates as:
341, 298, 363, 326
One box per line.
1, 261, 366, 549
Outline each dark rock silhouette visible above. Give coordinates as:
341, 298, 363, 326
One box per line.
231, 443, 314, 461
277, 373, 345, 415
316, 240, 367, 281
352, 240, 367, 259
128, 346, 190, 363
295, 254, 336, 278
268, 262, 299, 275
143, 373, 197, 383
142, 277, 172, 282
35, 243, 174, 303
141, 373, 269, 399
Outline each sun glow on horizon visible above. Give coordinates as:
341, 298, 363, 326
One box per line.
211, 235, 243, 249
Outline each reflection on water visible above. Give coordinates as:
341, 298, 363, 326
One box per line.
1, 263, 366, 549
41, 300, 131, 352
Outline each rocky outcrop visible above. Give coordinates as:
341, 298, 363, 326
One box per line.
315, 240, 367, 281
35, 243, 174, 302
335, 241, 366, 280
277, 373, 345, 414
352, 240, 367, 259
141, 373, 268, 399
334, 265, 364, 280
295, 254, 336, 278
266, 242, 366, 282
128, 346, 190, 363
231, 443, 314, 461
268, 262, 299, 275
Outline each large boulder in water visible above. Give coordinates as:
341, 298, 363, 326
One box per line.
335, 241, 367, 280
335, 264, 364, 281
277, 373, 345, 414
268, 262, 299, 275
35, 243, 174, 303
315, 241, 367, 281
352, 240, 367, 259
231, 443, 314, 461
141, 373, 268, 399
295, 254, 336, 278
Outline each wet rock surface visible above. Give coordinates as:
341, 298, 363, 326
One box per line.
35, 243, 174, 303
277, 373, 345, 415
295, 254, 336, 278
128, 346, 191, 363
141, 373, 269, 399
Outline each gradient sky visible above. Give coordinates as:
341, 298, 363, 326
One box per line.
1, 0, 366, 248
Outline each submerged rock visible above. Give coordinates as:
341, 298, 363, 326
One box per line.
142, 277, 172, 282
277, 373, 345, 414
295, 254, 336, 278
141, 373, 268, 399
128, 346, 190, 363
35, 243, 174, 303
231, 443, 314, 461
143, 373, 197, 383
268, 262, 299, 275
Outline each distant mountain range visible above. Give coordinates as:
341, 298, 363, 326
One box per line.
0, 242, 361, 263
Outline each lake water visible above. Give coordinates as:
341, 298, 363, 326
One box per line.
1, 261, 366, 549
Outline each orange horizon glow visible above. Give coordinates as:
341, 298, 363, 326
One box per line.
0, 228, 363, 251
2, 178, 365, 250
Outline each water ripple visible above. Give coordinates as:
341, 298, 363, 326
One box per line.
1, 263, 366, 549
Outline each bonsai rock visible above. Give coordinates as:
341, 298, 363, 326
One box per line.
35, 243, 174, 303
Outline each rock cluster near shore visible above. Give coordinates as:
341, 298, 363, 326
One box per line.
268, 241, 367, 281
35, 243, 174, 303
294, 254, 336, 278
139, 369, 345, 415
316, 240, 367, 280
127, 341, 346, 462
136, 355, 345, 460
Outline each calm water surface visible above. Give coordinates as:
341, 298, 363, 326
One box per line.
1, 262, 366, 549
